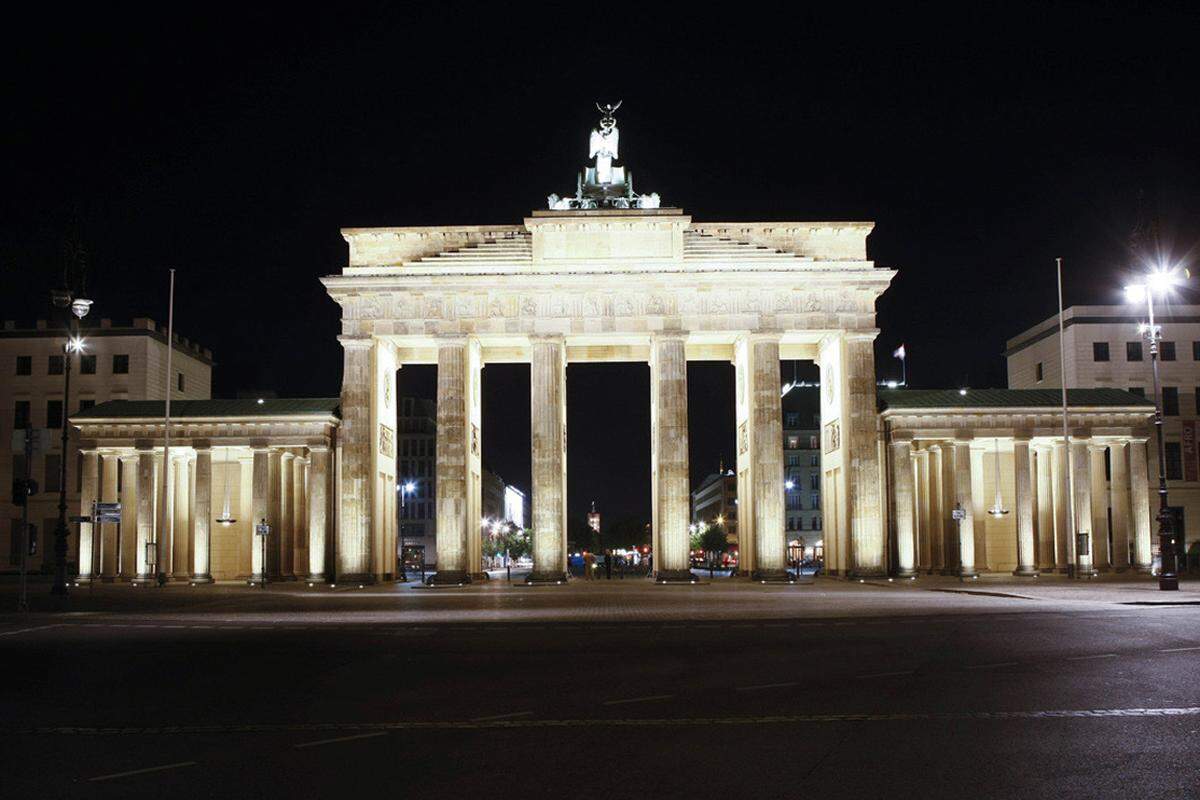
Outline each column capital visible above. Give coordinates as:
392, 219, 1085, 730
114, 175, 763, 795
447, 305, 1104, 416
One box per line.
435, 335, 470, 347
651, 330, 689, 343
889, 434, 914, 446
306, 444, 330, 454
191, 440, 213, 452
528, 333, 566, 344
1087, 441, 1109, 452
1012, 430, 1033, 443
736, 330, 783, 344
337, 335, 373, 350
281, 451, 297, 462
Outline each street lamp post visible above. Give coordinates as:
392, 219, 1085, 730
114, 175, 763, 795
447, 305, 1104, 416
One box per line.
1126, 269, 1187, 590
398, 481, 415, 581
49, 289, 91, 597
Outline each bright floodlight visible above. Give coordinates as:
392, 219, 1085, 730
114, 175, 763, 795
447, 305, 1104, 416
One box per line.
66, 336, 85, 353
404, 481, 416, 493
959, 388, 968, 396
785, 479, 795, 490
1146, 269, 1180, 293
1124, 284, 1146, 303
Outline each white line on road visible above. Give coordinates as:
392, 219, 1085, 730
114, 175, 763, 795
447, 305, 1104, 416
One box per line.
856, 670, 915, 679
966, 662, 1018, 670
294, 731, 388, 749
0, 624, 64, 637
1159, 646, 1200, 653
88, 761, 197, 782
1066, 653, 1118, 661
735, 682, 799, 692
471, 711, 534, 722
603, 694, 674, 705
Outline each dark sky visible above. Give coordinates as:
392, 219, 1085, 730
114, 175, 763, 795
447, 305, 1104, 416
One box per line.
4, 4, 1198, 527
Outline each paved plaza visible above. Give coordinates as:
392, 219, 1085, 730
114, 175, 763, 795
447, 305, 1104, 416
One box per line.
2, 575, 1198, 798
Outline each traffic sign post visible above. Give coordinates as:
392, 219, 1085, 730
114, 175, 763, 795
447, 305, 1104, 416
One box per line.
254, 520, 271, 588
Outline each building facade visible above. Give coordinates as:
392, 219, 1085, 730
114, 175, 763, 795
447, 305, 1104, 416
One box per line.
71, 399, 338, 583
783, 387, 822, 544
690, 469, 737, 544
1006, 305, 1200, 559
2, 318, 212, 573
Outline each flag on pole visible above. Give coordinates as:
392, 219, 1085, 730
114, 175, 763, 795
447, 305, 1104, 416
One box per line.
893, 344, 906, 360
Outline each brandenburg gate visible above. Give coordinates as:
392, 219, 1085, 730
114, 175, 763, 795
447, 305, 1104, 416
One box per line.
321, 104, 894, 585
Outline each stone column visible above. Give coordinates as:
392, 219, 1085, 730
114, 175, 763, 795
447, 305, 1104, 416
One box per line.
890, 439, 916, 577
748, 335, 786, 581
1051, 441, 1070, 571
1034, 445, 1055, 570
171, 456, 191, 579
1013, 437, 1037, 576
846, 335, 885, 576
293, 456, 307, 580
77, 450, 99, 583
192, 446, 212, 583
940, 442, 958, 573
250, 447, 270, 584
968, 443, 988, 571
916, 449, 932, 572
927, 445, 944, 572
267, 450, 282, 577
652, 333, 694, 581
119, 454, 138, 579
432, 339, 471, 585
528, 336, 568, 583
134, 448, 156, 582
337, 336, 373, 583
238, 452, 255, 578
953, 440, 978, 577
1129, 439, 1153, 572
1070, 440, 1094, 574
307, 446, 330, 581
100, 454, 119, 580
1089, 444, 1111, 570
1109, 440, 1132, 571
280, 451, 295, 578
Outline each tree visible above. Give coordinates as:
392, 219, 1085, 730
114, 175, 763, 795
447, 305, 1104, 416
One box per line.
700, 525, 728, 578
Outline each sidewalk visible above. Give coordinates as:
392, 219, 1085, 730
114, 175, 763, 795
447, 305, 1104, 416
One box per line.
860, 571, 1200, 604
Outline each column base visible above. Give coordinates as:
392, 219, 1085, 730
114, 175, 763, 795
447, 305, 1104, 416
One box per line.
1135, 565, 1154, 574
428, 570, 471, 586
189, 574, 214, 584
849, 568, 886, 578
655, 569, 697, 584
336, 573, 376, 585
526, 571, 568, 585
752, 568, 795, 583
306, 573, 327, 584
956, 566, 979, 579
1012, 567, 1039, 577
895, 568, 918, 579
130, 574, 157, 586
74, 575, 94, 585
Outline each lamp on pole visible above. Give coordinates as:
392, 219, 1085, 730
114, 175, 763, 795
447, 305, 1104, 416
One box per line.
49, 289, 91, 597
398, 480, 415, 581
1125, 267, 1188, 590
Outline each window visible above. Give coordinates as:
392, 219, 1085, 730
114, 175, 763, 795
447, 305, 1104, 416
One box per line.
786, 454, 799, 466
1165, 442, 1183, 481
44, 454, 62, 493
787, 494, 801, 510
809, 435, 819, 449
787, 519, 795, 531
813, 516, 822, 531
1129, 387, 1145, 397
78, 399, 95, 413
1194, 341, 1200, 361
811, 493, 820, 510
1163, 387, 1179, 416
787, 435, 799, 449
46, 400, 63, 429
785, 412, 799, 428
1161, 341, 1176, 361
13, 401, 30, 429
48, 355, 64, 375
810, 473, 820, 490
797, 517, 805, 531
112, 354, 129, 374
810, 454, 819, 466
1126, 342, 1143, 362
1035, 362, 1043, 381
177, 372, 185, 392
1093, 342, 1110, 362
80, 354, 97, 374
15, 356, 31, 375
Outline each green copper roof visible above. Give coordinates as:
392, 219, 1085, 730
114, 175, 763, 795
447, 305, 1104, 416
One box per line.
72, 398, 341, 420
878, 388, 1154, 411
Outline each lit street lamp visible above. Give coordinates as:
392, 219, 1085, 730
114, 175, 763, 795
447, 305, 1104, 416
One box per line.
398, 480, 415, 581
1125, 267, 1188, 590
49, 288, 91, 597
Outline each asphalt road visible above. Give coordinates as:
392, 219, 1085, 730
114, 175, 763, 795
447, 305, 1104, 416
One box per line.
2, 577, 1198, 799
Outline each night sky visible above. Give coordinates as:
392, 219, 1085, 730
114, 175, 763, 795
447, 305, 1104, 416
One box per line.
4, 5, 1198, 526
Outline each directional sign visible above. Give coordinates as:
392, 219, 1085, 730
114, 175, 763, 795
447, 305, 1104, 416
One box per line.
255, 523, 271, 537
951, 508, 967, 521
94, 502, 122, 523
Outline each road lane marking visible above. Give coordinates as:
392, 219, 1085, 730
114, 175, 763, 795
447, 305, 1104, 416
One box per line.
735, 682, 799, 692
603, 694, 674, 705
88, 761, 197, 781
471, 711, 534, 722
966, 662, 1018, 670
294, 731, 388, 749
0, 624, 65, 637
1159, 646, 1200, 653
1066, 653, 1118, 661
27, 707, 1200, 737
856, 670, 914, 679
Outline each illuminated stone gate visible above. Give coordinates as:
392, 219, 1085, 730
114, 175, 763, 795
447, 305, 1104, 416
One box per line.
322, 106, 894, 584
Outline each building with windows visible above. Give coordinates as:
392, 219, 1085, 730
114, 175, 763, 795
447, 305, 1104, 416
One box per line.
690, 468, 737, 547
2, 318, 212, 574
783, 388, 822, 542
1006, 304, 1200, 560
